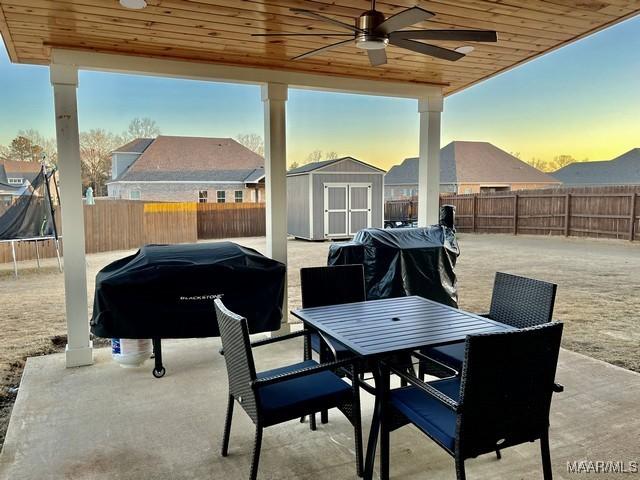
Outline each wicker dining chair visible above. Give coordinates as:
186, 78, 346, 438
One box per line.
421, 272, 557, 376
385, 322, 564, 480
300, 264, 366, 427
215, 298, 363, 480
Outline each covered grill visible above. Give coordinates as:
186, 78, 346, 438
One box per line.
91, 242, 286, 377
328, 207, 459, 307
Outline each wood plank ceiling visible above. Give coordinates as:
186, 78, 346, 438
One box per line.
0, 0, 638, 95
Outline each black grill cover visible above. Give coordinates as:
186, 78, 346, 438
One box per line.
328, 226, 459, 307
91, 242, 286, 339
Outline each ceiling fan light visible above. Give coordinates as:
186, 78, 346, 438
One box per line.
356, 38, 389, 50
120, 0, 147, 9
455, 45, 474, 54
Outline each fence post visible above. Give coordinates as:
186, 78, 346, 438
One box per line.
629, 193, 637, 242
564, 194, 571, 237
513, 194, 519, 235
472, 195, 477, 233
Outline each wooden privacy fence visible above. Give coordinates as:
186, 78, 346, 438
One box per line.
386, 186, 640, 241
197, 202, 265, 239
1, 200, 200, 264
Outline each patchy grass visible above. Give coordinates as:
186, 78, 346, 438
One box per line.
1, 234, 639, 448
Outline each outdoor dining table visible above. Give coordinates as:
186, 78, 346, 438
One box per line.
291, 295, 514, 480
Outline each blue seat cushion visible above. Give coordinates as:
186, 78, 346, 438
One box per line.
422, 342, 465, 371
310, 332, 353, 360
257, 360, 352, 426
390, 377, 461, 452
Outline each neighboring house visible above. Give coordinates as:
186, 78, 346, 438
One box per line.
107, 136, 265, 203
287, 156, 385, 240
385, 141, 561, 199
0, 160, 42, 206
553, 148, 640, 186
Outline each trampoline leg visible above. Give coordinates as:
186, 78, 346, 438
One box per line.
152, 338, 165, 378
11, 241, 17, 278
54, 239, 63, 273
35, 240, 41, 269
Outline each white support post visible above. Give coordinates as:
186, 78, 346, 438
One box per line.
51, 64, 93, 367
262, 83, 290, 334
417, 95, 443, 227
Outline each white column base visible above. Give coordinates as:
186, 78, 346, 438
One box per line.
65, 341, 94, 368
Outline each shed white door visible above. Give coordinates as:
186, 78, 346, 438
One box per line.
324, 183, 372, 238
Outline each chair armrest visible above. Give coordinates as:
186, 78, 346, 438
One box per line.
552, 382, 564, 393
219, 329, 311, 355
389, 363, 460, 412
250, 329, 311, 348
251, 358, 354, 388
411, 350, 459, 376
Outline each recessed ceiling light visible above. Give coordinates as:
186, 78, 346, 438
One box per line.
120, 0, 147, 9
455, 46, 475, 54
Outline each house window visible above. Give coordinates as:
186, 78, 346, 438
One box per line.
198, 190, 208, 203
7, 178, 23, 185
217, 191, 226, 203
129, 190, 141, 200
464, 188, 472, 195
234, 190, 243, 203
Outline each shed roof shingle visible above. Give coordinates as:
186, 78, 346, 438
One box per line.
287, 156, 385, 175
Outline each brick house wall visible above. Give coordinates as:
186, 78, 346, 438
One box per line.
107, 182, 264, 203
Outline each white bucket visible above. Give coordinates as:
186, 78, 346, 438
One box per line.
111, 338, 152, 368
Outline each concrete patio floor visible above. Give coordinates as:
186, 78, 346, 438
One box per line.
1, 338, 638, 480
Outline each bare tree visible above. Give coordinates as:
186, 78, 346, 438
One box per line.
235, 133, 264, 156
510, 151, 522, 159
80, 129, 119, 195
17, 129, 57, 166
306, 150, 324, 164
325, 151, 339, 160
551, 154, 576, 171
288, 161, 300, 170
9, 135, 42, 162
124, 117, 161, 141
0, 144, 10, 161
526, 157, 549, 172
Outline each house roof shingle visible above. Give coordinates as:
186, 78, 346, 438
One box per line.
112, 138, 154, 154
552, 148, 640, 185
385, 141, 560, 186
112, 136, 264, 183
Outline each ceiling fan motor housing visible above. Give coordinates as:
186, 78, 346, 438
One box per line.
355, 10, 388, 50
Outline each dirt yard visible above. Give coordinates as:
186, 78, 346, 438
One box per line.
1, 234, 639, 446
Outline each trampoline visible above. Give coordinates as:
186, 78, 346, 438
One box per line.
0, 163, 61, 277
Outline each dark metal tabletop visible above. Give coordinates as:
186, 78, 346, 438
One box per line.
291, 295, 513, 357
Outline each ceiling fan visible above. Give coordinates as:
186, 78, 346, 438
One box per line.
251, 1, 497, 66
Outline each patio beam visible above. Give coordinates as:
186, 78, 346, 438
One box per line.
50, 49, 441, 100
417, 95, 444, 227
262, 83, 289, 333
50, 64, 93, 368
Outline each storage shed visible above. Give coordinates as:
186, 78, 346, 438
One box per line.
287, 157, 385, 240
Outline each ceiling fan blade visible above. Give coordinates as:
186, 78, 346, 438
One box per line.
367, 48, 387, 66
375, 7, 435, 35
390, 38, 464, 61
292, 39, 354, 61
290, 8, 364, 33
252, 33, 355, 37
390, 29, 497, 42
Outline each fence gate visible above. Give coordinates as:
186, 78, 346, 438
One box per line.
324, 183, 372, 238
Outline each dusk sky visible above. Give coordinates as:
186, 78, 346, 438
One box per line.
0, 15, 638, 171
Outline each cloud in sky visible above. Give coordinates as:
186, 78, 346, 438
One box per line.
0, 16, 638, 171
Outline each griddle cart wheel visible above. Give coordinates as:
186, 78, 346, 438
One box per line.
151, 338, 165, 378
